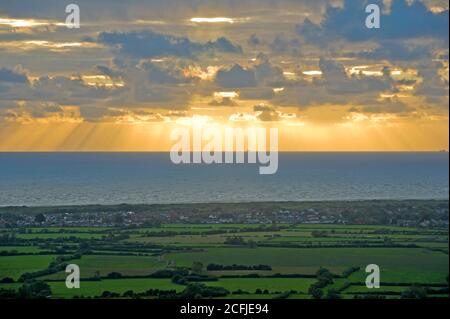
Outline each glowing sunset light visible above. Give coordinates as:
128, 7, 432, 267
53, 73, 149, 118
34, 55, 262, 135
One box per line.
273, 88, 285, 93
302, 70, 323, 76
0, 17, 44, 27
0, 17, 61, 28
184, 66, 219, 80
190, 17, 235, 23
229, 113, 257, 122
25, 41, 83, 48
189, 17, 249, 24
81, 75, 125, 88
214, 92, 239, 99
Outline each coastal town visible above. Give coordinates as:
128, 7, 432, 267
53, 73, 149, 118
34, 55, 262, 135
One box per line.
0, 200, 448, 229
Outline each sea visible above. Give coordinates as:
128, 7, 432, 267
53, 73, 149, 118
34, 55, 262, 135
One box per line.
0, 152, 448, 206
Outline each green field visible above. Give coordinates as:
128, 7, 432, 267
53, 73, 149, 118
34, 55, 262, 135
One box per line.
50, 279, 182, 298
0, 246, 45, 253
43, 255, 166, 280
0, 255, 55, 280
165, 247, 448, 281
0, 222, 448, 299
0, 279, 182, 298
206, 278, 316, 293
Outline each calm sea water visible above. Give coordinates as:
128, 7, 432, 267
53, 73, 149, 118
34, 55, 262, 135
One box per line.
0, 152, 448, 206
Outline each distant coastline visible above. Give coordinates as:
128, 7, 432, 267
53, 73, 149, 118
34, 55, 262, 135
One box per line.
0, 198, 449, 214
1, 199, 448, 229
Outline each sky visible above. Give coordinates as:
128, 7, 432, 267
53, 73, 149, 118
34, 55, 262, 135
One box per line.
0, 0, 448, 151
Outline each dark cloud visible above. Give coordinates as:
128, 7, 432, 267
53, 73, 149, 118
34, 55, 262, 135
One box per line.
248, 34, 262, 47
0, 67, 29, 84
254, 60, 284, 84
357, 39, 439, 61
297, 0, 448, 43
319, 58, 392, 94
141, 62, 187, 84
270, 35, 301, 54
79, 106, 108, 122
0, 101, 72, 122
295, 0, 448, 64
239, 87, 275, 100
215, 58, 283, 89
92, 65, 122, 78
253, 104, 295, 122
273, 58, 394, 108
128, 84, 190, 109
111, 61, 192, 109
0, 73, 122, 107
207, 37, 243, 54
27, 102, 64, 118
32, 75, 123, 103
349, 97, 414, 114
98, 30, 242, 59
81, 106, 168, 123
0, 55, 194, 113
215, 65, 257, 88
414, 61, 449, 105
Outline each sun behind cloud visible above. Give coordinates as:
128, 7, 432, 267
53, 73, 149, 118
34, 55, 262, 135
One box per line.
0, 0, 448, 151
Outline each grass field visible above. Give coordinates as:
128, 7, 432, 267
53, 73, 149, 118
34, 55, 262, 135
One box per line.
0, 222, 448, 299
50, 279, 182, 298
165, 247, 448, 281
0, 246, 45, 253
206, 278, 316, 293
43, 255, 166, 280
0, 279, 182, 298
0, 255, 55, 280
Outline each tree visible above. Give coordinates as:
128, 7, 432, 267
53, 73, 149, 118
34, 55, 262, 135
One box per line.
325, 289, 341, 299
79, 242, 90, 251
123, 290, 135, 298
106, 272, 123, 279
312, 231, 328, 238
18, 281, 51, 299
93, 270, 101, 281
401, 285, 427, 299
224, 237, 246, 245
308, 286, 324, 299
171, 275, 188, 285
316, 267, 334, 285
0, 288, 17, 298
247, 240, 258, 248
179, 283, 228, 299
0, 277, 14, 284
34, 214, 46, 224
191, 261, 204, 274
316, 267, 333, 280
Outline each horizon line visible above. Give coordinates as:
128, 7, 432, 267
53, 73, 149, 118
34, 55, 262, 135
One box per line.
0, 150, 448, 153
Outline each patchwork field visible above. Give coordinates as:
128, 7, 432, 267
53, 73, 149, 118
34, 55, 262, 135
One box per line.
0, 222, 448, 299
166, 247, 448, 280
0, 255, 55, 280
43, 255, 166, 280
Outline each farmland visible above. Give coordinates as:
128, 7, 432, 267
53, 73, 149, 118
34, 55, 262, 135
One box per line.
0, 201, 448, 299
